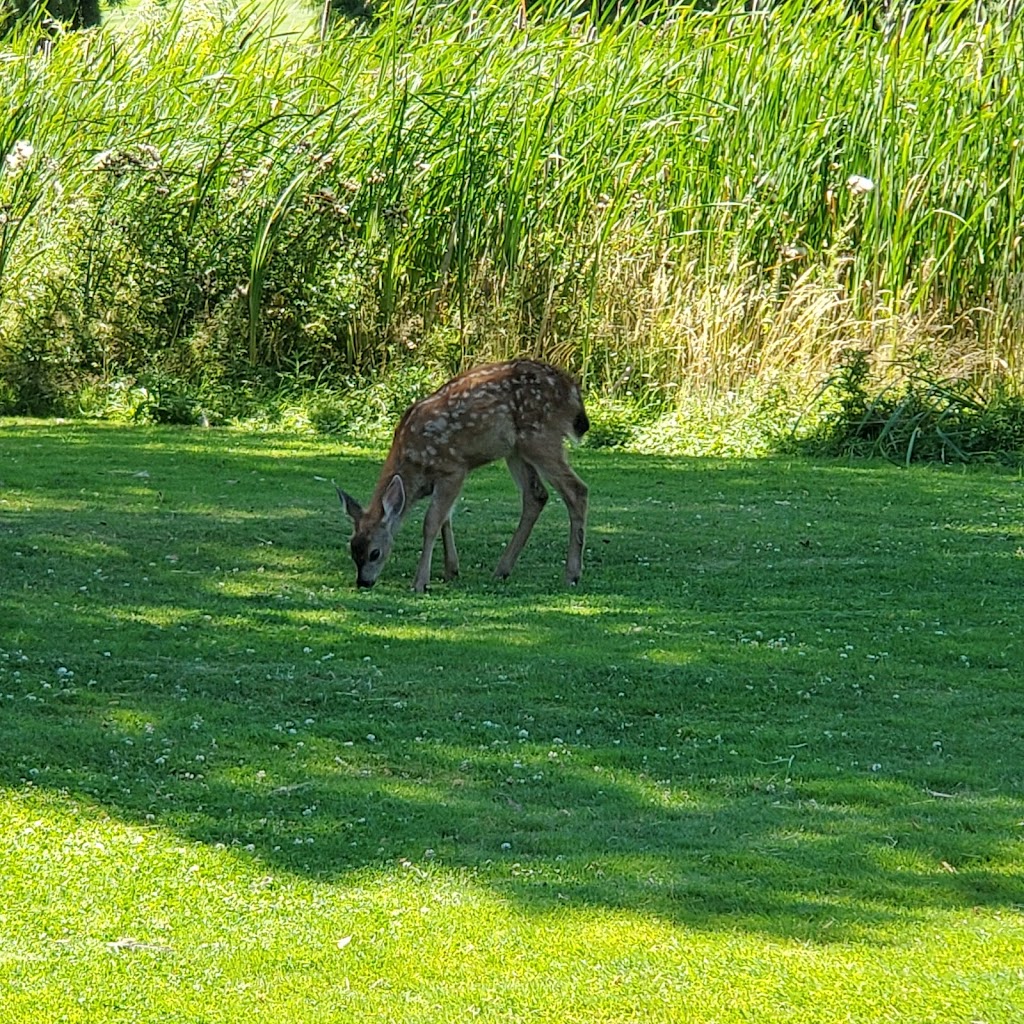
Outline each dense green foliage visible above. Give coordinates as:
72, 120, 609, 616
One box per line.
0, 1, 1022, 445
797, 347, 1024, 463
1, 0, 101, 33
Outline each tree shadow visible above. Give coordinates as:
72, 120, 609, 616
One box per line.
1, 422, 1023, 944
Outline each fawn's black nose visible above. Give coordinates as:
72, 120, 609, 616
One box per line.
357, 577, 375, 589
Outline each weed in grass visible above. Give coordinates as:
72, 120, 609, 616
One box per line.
1, 421, 1023, 1021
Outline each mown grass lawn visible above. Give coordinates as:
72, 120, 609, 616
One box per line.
1, 420, 1022, 1022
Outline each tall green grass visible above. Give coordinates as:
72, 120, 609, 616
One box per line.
0, 0, 1021, 414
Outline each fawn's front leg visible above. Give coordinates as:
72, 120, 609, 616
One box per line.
413, 477, 464, 593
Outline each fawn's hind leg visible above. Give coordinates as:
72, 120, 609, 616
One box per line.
494, 453, 549, 580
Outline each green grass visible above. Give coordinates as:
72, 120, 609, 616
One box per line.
1, 419, 1023, 1021
102, 0, 321, 38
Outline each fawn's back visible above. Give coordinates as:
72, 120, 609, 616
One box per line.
386, 360, 588, 493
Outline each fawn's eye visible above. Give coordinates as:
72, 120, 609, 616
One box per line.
369, 548, 381, 562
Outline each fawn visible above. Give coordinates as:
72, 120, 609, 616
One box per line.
337, 359, 589, 592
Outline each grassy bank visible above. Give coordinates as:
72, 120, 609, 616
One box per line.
1, 419, 1023, 1020
0, 0, 1022, 424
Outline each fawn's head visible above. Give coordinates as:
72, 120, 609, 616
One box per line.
337, 475, 406, 588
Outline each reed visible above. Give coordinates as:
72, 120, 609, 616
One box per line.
0, 0, 1021, 413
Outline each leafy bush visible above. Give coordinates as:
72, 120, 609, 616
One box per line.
1, 0, 101, 33
582, 399, 640, 449
798, 349, 1024, 464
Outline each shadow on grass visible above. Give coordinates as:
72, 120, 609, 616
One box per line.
1, 421, 1023, 943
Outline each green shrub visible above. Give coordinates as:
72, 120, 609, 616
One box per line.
799, 349, 1024, 464
582, 399, 638, 449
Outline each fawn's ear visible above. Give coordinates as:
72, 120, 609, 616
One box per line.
336, 484, 363, 524
381, 475, 406, 524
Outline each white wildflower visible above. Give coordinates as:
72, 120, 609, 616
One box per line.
846, 174, 875, 196
5, 141, 33, 174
